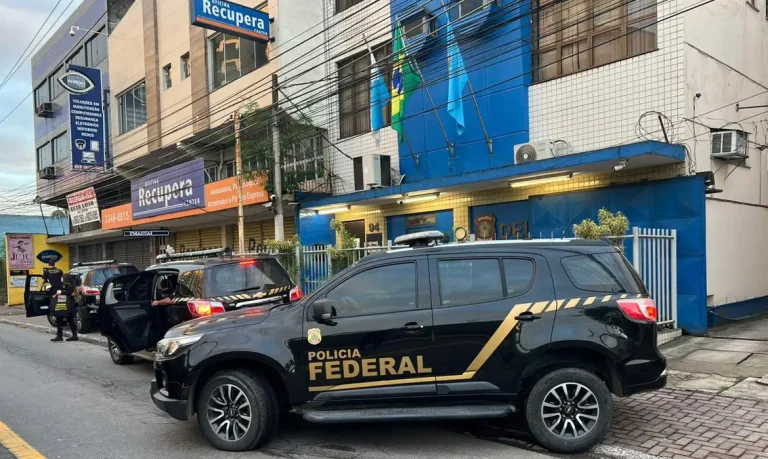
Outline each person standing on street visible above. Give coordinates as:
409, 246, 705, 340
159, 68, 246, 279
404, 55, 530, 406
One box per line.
51, 274, 78, 342
42, 260, 63, 294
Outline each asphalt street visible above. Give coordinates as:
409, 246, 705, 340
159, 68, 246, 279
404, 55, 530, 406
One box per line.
0, 323, 556, 459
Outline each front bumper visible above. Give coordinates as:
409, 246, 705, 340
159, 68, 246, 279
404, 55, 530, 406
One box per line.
150, 378, 190, 421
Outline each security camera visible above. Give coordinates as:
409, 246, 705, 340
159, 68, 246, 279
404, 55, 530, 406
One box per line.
69, 26, 78, 37
613, 159, 628, 172
269, 194, 277, 201
695, 93, 702, 100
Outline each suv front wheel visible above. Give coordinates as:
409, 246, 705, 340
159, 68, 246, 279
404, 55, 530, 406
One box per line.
525, 368, 613, 454
197, 370, 277, 452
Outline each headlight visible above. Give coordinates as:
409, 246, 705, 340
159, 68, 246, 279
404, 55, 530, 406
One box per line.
155, 335, 202, 360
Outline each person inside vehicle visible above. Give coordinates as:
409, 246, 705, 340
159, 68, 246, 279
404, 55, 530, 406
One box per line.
152, 275, 176, 307
51, 274, 78, 342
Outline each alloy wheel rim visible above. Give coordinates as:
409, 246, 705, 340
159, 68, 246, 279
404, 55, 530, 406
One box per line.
541, 382, 599, 439
75, 311, 82, 329
109, 340, 121, 360
207, 384, 252, 442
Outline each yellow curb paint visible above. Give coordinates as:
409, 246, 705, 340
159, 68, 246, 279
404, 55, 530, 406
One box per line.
0, 421, 45, 459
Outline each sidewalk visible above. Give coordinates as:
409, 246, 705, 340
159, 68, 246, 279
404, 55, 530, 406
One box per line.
0, 305, 107, 346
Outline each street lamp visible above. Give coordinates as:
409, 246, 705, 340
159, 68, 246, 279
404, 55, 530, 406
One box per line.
69, 25, 108, 37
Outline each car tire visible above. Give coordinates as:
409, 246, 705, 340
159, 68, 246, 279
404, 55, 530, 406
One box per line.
75, 308, 92, 334
47, 315, 58, 327
197, 370, 277, 452
525, 367, 613, 454
107, 337, 134, 365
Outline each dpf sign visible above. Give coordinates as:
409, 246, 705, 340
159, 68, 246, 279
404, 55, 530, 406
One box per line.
190, 0, 270, 41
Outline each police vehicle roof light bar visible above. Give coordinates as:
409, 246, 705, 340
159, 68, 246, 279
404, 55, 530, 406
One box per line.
155, 247, 232, 262
72, 260, 117, 267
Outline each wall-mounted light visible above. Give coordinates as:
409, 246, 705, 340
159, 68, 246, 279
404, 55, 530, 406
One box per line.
509, 172, 573, 188
314, 205, 351, 215
398, 192, 440, 204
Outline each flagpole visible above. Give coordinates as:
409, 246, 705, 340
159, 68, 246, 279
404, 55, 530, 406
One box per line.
362, 33, 420, 168
440, 0, 492, 156
396, 18, 454, 159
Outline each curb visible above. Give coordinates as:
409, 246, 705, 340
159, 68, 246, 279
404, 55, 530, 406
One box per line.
0, 317, 107, 347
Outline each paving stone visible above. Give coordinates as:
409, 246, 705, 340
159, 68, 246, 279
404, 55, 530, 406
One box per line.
741, 355, 768, 367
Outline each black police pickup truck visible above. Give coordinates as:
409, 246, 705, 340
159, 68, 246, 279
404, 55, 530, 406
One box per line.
99, 248, 299, 365
148, 233, 666, 454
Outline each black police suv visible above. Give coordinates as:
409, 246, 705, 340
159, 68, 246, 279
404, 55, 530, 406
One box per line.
99, 248, 300, 365
146, 232, 666, 454
67, 261, 138, 333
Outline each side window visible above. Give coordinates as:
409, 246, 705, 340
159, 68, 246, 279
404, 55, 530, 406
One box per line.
327, 263, 416, 317
125, 275, 154, 302
438, 259, 503, 306
105, 277, 128, 305
503, 259, 535, 296
176, 270, 204, 297
561, 252, 642, 294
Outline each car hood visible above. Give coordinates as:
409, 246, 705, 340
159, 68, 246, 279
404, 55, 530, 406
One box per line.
164, 307, 271, 338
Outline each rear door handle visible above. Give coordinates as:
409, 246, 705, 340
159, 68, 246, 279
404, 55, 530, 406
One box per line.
402, 322, 425, 332
515, 311, 540, 322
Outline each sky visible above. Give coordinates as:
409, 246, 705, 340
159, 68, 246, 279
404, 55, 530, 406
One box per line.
0, 0, 84, 212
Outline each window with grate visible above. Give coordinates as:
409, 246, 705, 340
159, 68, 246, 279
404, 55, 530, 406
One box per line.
337, 45, 392, 139
533, 0, 657, 82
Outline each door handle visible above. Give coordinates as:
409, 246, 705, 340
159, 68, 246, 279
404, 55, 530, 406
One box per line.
402, 322, 424, 332
515, 311, 541, 322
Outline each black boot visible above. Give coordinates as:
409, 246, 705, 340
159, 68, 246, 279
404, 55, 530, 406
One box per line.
66, 334, 78, 342
66, 318, 78, 341
51, 334, 63, 342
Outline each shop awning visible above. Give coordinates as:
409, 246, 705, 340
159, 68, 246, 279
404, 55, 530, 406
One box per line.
301, 140, 685, 209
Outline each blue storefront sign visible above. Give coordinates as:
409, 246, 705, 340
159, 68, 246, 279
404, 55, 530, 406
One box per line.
60, 65, 105, 171
190, 0, 269, 42
131, 159, 206, 219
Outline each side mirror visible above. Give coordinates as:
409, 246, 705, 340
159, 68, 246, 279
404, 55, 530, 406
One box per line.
313, 298, 335, 323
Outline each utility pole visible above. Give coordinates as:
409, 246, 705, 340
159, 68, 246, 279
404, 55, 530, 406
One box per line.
234, 108, 245, 254
272, 73, 284, 240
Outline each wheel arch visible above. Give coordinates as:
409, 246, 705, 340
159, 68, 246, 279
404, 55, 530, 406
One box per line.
520, 345, 620, 397
191, 352, 292, 415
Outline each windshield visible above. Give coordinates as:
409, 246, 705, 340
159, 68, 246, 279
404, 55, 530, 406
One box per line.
205, 259, 292, 297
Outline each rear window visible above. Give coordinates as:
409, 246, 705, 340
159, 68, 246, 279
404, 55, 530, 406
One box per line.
205, 259, 292, 297
561, 252, 642, 294
88, 266, 138, 286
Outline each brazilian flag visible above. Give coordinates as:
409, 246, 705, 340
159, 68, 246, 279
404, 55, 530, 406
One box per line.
391, 22, 421, 143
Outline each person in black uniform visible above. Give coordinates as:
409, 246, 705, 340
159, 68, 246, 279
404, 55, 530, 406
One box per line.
42, 260, 63, 294
51, 273, 78, 342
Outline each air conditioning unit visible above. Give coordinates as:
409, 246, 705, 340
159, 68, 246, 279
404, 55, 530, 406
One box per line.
38, 166, 56, 180
711, 130, 748, 160
514, 140, 555, 165
35, 102, 54, 118
354, 154, 391, 191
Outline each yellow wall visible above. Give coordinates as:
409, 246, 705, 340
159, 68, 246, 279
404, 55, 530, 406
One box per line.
5, 234, 70, 306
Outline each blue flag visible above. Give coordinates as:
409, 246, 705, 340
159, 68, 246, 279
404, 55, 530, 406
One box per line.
370, 51, 390, 145
445, 12, 468, 135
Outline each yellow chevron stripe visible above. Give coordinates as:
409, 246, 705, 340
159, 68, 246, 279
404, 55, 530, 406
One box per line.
565, 298, 580, 309
620, 293, 628, 299
602, 295, 612, 303
529, 301, 549, 315
584, 297, 596, 306
545, 300, 561, 312
465, 302, 532, 372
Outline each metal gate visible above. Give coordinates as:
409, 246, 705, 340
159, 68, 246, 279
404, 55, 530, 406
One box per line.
630, 227, 678, 328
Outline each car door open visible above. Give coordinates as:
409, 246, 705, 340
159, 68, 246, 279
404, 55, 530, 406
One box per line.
101, 272, 158, 354
24, 274, 50, 318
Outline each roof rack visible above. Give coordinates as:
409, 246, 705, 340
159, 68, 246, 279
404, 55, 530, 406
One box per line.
72, 260, 117, 267
393, 231, 445, 248
155, 247, 232, 262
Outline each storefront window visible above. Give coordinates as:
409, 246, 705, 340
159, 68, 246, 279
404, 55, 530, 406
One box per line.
208, 33, 268, 90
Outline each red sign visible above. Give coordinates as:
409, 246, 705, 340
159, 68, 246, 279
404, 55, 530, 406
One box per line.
67, 187, 100, 226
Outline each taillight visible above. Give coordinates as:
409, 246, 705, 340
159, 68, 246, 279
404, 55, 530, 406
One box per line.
617, 298, 657, 322
187, 300, 225, 318
289, 286, 303, 302
82, 287, 100, 295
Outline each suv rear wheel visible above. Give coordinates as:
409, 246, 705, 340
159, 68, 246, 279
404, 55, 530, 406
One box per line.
75, 307, 93, 334
47, 315, 58, 327
197, 370, 277, 452
525, 368, 612, 454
